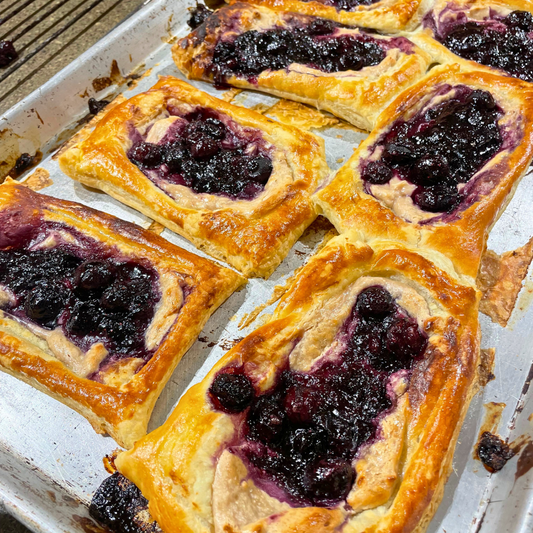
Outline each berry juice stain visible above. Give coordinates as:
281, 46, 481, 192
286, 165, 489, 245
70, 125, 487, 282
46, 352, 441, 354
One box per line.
128, 107, 273, 201
208, 286, 428, 507
0, 223, 161, 377
361, 85, 503, 214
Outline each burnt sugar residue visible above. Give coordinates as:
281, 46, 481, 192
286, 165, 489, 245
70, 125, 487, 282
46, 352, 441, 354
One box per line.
476, 431, 516, 473
90, 472, 162, 533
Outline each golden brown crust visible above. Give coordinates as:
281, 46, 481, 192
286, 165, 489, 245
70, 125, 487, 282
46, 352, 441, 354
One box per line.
314, 64, 533, 281
115, 233, 480, 533
0, 181, 245, 449
58, 77, 328, 278
235, 0, 423, 32
408, 0, 533, 72
173, 3, 432, 131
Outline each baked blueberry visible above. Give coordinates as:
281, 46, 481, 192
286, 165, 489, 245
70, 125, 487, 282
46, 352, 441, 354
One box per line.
247, 395, 286, 443
188, 3, 212, 30
413, 185, 460, 213
209, 372, 255, 413
75, 261, 115, 291
356, 286, 395, 318
0, 40, 18, 68
361, 161, 393, 185
130, 142, 164, 168
25, 283, 65, 326
303, 459, 354, 501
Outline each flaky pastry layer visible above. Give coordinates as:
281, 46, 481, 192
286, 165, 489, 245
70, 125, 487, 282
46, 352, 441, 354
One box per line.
234, 0, 424, 32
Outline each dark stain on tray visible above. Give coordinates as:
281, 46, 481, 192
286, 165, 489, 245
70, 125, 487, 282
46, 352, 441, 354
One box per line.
73, 514, 108, 533
8, 151, 42, 179
219, 337, 244, 350
515, 439, 533, 480
476, 431, 516, 473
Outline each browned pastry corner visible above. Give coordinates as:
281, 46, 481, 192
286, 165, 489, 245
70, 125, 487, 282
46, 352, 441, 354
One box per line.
173, 3, 432, 131
477, 237, 533, 326
235, 0, 424, 32
58, 77, 328, 279
0, 181, 245, 449
314, 64, 533, 282
99, 233, 480, 533
408, 0, 533, 82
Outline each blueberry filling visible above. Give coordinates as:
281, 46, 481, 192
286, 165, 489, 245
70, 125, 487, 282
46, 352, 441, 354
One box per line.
90, 472, 161, 533
209, 19, 385, 85
128, 107, 273, 200
0, 227, 161, 376
209, 286, 428, 506
361, 86, 503, 214
438, 10, 533, 82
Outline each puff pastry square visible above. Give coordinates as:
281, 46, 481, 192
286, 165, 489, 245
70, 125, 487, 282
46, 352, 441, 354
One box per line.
174, 3, 431, 130
92, 232, 481, 533
409, 0, 533, 82
0, 182, 244, 449
58, 77, 328, 279
315, 64, 533, 281
236, 0, 424, 32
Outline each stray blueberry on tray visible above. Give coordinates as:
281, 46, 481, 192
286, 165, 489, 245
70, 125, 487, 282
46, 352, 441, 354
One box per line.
0, 40, 18, 67
88, 97, 111, 115
187, 3, 212, 30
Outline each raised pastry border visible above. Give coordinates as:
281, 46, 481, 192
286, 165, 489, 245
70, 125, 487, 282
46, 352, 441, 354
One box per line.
234, 0, 424, 32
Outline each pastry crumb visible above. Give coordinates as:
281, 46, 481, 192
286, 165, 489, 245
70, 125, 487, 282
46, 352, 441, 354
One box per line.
23, 167, 53, 191
478, 237, 533, 326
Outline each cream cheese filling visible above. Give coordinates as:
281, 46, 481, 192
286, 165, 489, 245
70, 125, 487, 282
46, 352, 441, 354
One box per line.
289, 275, 432, 373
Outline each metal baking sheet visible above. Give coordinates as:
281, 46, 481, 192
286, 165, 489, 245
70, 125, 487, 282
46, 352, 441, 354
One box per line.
1, 1, 533, 531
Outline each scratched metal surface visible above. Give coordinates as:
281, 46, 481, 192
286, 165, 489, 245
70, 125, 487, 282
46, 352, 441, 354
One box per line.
0, 0, 532, 531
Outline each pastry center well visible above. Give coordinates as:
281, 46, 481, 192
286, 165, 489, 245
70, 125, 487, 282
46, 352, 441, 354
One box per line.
361, 85, 503, 215
208, 285, 428, 507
